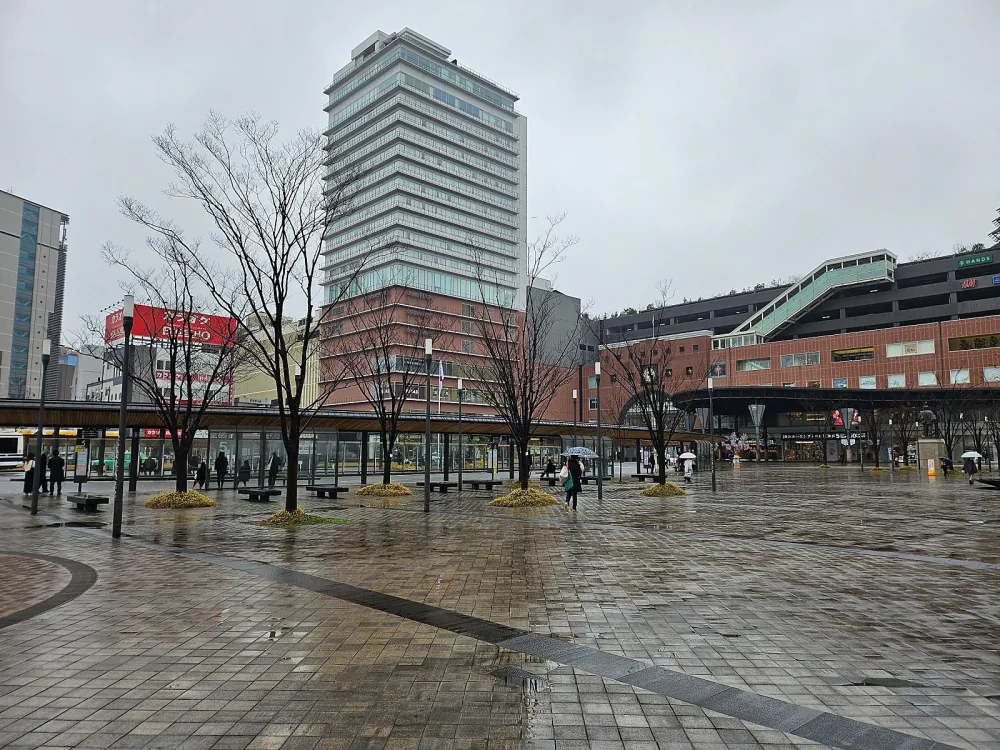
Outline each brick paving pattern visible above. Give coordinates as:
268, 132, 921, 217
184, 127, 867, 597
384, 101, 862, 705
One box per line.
0, 465, 997, 748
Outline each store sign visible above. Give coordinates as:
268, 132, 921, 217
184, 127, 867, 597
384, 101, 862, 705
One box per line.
993, 276, 1000, 285
948, 334, 1000, 352
105, 305, 237, 345
710, 362, 726, 377
957, 253, 993, 269
961, 279, 977, 289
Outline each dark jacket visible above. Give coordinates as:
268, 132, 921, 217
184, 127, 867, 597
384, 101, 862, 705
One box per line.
196, 462, 208, 483
963, 457, 978, 475
567, 458, 583, 486
238, 461, 251, 481
48, 454, 65, 482
214, 453, 228, 475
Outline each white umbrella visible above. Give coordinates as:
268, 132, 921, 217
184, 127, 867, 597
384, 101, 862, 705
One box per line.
961, 451, 983, 459
678, 452, 696, 460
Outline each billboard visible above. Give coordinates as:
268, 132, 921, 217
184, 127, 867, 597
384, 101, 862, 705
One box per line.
105, 305, 237, 346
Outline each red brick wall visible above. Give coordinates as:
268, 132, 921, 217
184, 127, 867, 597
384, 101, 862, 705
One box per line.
711, 315, 1000, 389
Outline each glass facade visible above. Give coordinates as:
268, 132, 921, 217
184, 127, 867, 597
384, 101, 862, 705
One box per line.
8, 202, 40, 398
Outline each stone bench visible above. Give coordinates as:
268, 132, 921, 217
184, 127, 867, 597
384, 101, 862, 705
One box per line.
416, 481, 458, 493
462, 479, 505, 491
238, 488, 281, 502
66, 494, 109, 512
305, 484, 348, 499
578, 476, 612, 485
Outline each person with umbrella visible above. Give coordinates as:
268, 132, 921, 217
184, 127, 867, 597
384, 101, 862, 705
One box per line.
962, 451, 981, 485
939, 456, 953, 477
679, 451, 696, 484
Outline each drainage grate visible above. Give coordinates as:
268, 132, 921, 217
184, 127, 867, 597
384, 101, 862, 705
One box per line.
491, 666, 549, 690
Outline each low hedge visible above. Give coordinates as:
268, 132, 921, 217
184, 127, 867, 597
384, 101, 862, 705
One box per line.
355, 482, 412, 497
639, 483, 687, 498
144, 490, 215, 509
248, 508, 348, 528
488, 488, 559, 507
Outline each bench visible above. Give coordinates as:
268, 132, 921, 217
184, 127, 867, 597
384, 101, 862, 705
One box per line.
462, 479, 505, 491
66, 494, 109, 512
631, 473, 658, 482
578, 476, 612, 485
415, 481, 458, 493
305, 484, 348, 499
238, 488, 281, 502
976, 478, 1000, 489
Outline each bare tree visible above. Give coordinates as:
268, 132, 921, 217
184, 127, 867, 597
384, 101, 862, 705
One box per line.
329, 285, 444, 485
466, 215, 581, 489
961, 408, 988, 462
74, 237, 244, 492
123, 112, 369, 512
858, 404, 891, 469
890, 405, 919, 466
601, 330, 706, 485
934, 389, 968, 460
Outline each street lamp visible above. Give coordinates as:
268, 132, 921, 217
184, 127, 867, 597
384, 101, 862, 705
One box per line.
112, 295, 134, 539
708, 376, 716, 492
30, 339, 51, 515
424, 338, 432, 514
842, 407, 855, 468
888, 417, 894, 471
457, 378, 464, 491
595, 362, 603, 500
572, 389, 578, 447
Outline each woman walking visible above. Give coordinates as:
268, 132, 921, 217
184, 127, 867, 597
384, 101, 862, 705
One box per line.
564, 456, 583, 510
22, 453, 35, 494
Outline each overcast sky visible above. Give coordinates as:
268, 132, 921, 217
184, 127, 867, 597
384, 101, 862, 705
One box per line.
2, 0, 998, 324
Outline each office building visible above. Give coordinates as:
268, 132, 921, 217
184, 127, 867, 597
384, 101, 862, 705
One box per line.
322, 28, 527, 311
0, 190, 69, 400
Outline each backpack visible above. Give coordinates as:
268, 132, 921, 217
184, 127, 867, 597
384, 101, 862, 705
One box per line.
558, 464, 569, 481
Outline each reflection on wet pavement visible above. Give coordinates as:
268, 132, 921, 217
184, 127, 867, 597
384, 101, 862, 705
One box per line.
0, 465, 997, 748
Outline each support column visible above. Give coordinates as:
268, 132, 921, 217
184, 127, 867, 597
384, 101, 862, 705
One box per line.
361, 431, 369, 485
128, 427, 140, 492
508, 438, 515, 479
443, 433, 451, 481
233, 431, 241, 489
635, 438, 641, 473
258, 431, 266, 487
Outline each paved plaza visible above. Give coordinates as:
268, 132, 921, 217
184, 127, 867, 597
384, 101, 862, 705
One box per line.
0, 466, 998, 750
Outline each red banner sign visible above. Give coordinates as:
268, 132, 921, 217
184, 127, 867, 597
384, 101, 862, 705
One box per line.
105, 305, 237, 345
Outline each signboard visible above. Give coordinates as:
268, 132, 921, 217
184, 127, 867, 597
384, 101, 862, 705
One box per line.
831, 409, 861, 427
832, 377, 848, 388
957, 253, 993, 269
993, 275, 1000, 285
747, 403, 765, 427
961, 279, 977, 289
74, 446, 88, 478
948, 334, 1000, 352
105, 305, 237, 345
710, 362, 726, 378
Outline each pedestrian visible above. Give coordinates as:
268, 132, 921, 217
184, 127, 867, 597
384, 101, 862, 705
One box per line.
238, 459, 252, 487
647, 453, 654, 473
38, 449, 49, 493
214, 451, 228, 489
963, 456, 978, 485
22, 453, 35, 494
941, 458, 951, 477
267, 451, 281, 487
683, 457, 694, 484
196, 460, 208, 489
48, 450, 65, 494
541, 458, 556, 478
564, 456, 582, 510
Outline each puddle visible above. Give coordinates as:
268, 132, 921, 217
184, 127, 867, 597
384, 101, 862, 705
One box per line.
850, 677, 926, 688
491, 666, 549, 692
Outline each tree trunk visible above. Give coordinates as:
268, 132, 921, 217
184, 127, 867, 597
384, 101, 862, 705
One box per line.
518, 445, 530, 489
656, 445, 666, 485
381, 440, 392, 484
872, 441, 881, 468
174, 444, 189, 492
285, 442, 299, 513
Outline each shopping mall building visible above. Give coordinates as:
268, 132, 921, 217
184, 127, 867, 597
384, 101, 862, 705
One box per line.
586, 245, 1000, 462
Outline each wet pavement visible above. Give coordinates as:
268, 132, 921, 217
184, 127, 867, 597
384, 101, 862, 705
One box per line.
0, 465, 998, 749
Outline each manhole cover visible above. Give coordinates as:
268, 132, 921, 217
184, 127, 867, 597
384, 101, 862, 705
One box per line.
851, 677, 925, 688
491, 666, 549, 690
